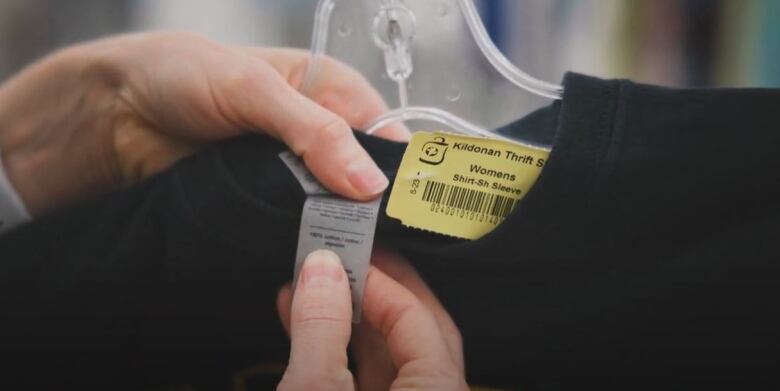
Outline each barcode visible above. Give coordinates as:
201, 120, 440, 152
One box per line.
421, 180, 517, 219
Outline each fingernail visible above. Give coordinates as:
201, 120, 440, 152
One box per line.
347, 157, 389, 196
301, 250, 344, 287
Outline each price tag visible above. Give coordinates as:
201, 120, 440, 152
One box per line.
386, 132, 549, 239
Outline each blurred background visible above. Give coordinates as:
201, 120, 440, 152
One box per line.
1, 0, 778, 87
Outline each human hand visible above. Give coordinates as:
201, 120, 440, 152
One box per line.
275, 249, 468, 391
0, 31, 407, 215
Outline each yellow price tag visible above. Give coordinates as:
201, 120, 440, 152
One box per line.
386, 132, 549, 240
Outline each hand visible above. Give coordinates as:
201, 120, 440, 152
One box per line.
0, 31, 408, 215
276, 249, 467, 391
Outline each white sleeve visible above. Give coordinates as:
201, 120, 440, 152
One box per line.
0, 150, 30, 234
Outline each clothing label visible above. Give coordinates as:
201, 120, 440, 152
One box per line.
294, 196, 380, 322
387, 132, 549, 240
0, 152, 30, 235
281, 151, 379, 322
279, 151, 330, 195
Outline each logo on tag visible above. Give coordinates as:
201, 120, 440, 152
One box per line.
419, 137, 449, 165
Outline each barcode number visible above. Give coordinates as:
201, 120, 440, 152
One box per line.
421, 180, 517, 223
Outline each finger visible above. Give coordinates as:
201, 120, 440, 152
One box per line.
361, 266, 453, 369
352, 248, 463, 391
371, 249, 465, 372
245, 47, 410, 142
276, 283, 293, 336
239, 64, 389, 200
352, 324, 396, 391
284, 250, 354, 387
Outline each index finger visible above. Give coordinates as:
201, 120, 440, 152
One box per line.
245, 47, 410, 142
361, 266, 453, 369
371, 249, 464, 372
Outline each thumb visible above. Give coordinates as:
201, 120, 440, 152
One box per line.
280, 250, 354, 390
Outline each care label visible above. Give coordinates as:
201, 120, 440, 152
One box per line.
0, 154, 30, 235
386, 132, 549, 240
281, 151, 379, 323
279, 151, 330, 195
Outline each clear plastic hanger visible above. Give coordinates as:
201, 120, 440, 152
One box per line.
301, 0, 564, 149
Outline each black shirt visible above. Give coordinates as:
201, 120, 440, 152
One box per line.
1, 73, 779, 389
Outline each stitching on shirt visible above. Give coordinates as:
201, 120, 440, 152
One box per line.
172, 152, 296, 257
173, 168, 271, 257
598, 79, 625, 186
608, 81, 629, 181
587, 79, 620, 196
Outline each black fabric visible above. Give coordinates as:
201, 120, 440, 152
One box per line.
1, 73, 779, 390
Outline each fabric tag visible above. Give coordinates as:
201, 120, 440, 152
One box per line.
293, 196, 380, 322
279, 151, 330, 195
280, 151, 379, 322
0, 152, 30, 235
386, 132, 549, 240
